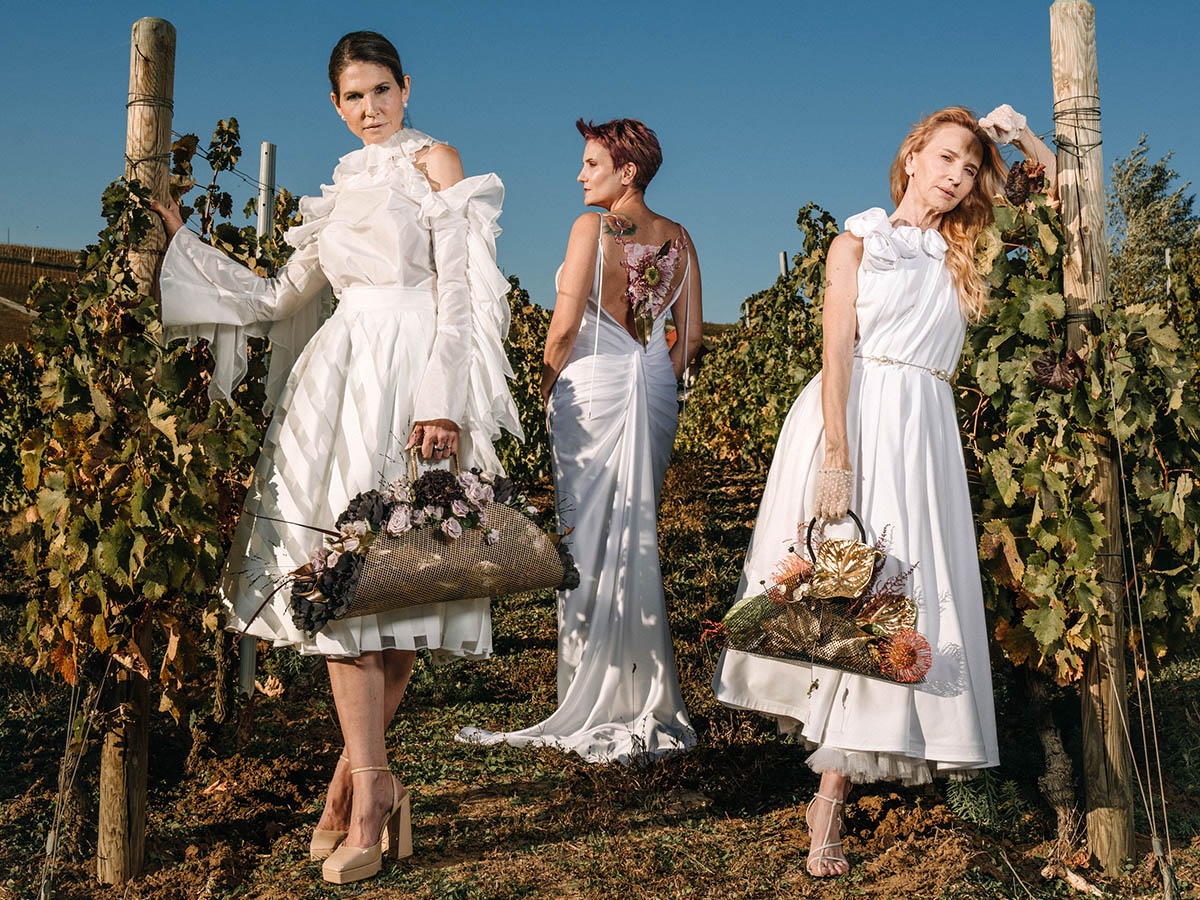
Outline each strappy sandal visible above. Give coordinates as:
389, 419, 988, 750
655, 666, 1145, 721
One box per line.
805, 792, 849, 877
321, 766, 412, 884
309, 753, 350, 860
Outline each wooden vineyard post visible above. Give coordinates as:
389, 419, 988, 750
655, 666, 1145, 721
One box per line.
96, 17, 175, 885
1049, 0, 1135, 874
123, 16, 175, 294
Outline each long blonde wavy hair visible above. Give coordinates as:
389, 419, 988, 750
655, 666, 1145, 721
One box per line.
889, 106, 1006, 321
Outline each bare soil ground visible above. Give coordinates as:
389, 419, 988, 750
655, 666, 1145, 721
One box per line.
3, 458, 1198, 899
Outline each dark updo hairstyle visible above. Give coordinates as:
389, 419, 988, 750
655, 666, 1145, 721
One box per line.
576, 118, 663, 192
328, 31, 406, 98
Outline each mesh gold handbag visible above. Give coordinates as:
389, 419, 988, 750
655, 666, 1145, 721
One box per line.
282, 452, 579, 636
721, 511, 932, 684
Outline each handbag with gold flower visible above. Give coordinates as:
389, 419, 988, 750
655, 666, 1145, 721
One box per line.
721, 511, 933, 683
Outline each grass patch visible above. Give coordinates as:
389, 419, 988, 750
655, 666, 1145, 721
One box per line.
1, 457, 1197, 899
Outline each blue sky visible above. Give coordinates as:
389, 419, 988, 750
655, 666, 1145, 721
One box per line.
3, 1, 1196, 321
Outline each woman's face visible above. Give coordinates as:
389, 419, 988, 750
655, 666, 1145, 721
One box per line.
577, 140, 631, 209
903, 124, 983, 214
331, 61, 410, 145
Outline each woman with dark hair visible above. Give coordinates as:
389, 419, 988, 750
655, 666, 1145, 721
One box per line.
711, 105, 1054, 877
460, 118, 702, 763
151, 31, 521, 884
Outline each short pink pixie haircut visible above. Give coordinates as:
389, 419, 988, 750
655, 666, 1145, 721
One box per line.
576, 118, 663, 192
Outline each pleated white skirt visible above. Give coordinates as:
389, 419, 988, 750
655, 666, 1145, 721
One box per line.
712, 361, 999, 784
222, 286, 491, 660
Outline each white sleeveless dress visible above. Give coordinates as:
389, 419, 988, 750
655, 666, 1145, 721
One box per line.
712, 208, 999, 785
158, 128, 521, 660
459, 217, 697, 763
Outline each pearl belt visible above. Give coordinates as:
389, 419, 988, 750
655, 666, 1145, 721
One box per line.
855, 354, 953, 383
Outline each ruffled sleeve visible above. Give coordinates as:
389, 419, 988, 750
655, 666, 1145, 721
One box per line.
414, 173, 523, 471
843, 207, 948, 273
159, 189, 334, 410
844, 207, 900, 273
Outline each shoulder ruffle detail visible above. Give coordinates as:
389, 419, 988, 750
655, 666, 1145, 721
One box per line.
284, 129, 442, 250
283, 186, 336, 251
844, 207, 948, 272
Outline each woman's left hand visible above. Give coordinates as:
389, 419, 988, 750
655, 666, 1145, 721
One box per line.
407, 419, 459, 461
982, 103, 1059, 199
979, 104, 1028, 145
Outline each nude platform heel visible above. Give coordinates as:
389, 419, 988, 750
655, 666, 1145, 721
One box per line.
309, 754, 350, 860
321, 766, 412, 884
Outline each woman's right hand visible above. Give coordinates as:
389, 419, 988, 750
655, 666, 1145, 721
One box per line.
814, 466, 854, 520
149, 197, 185, 241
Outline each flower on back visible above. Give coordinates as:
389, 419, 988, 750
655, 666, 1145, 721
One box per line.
617, 233, 686, 348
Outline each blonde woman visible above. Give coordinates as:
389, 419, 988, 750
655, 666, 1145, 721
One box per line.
712, 105, 1052, 877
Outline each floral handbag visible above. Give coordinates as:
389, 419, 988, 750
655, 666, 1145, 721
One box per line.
279, 452, 579, 636
720, 511, 933, 683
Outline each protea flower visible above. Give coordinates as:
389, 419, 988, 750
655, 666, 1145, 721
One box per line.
772, 552, 813, 587
879, 628, 933, 683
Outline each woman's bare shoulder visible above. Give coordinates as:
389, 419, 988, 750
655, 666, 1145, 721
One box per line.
828, 231, 865, 264
415, 142, 464, 191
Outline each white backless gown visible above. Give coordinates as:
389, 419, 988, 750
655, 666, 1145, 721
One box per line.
158, 128, 521, 660
459, 216, 697, 763
712, 208, 999, 785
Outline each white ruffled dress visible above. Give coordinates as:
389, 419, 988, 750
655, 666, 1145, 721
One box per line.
711, 208, 1000, 785
160, 128, 521, 659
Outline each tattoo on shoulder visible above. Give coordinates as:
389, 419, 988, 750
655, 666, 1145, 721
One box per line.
601, 214, 636, 238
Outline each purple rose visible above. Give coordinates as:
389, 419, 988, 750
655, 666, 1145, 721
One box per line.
463, 478, 492, 504
340, 519, 369, 539
311, 546, 330, 573
451, 499, 470, 517
441, 517, 463, 540
386, 475, 414, 504
411, 508, 426, 526
384, 504, 412, 536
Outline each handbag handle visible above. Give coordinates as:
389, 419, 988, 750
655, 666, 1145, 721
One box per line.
806, 509, 867, 562
407, 446, 461, 481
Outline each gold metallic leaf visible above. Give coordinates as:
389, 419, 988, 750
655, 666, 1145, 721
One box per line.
855, 594, 918, 634
758, 601, 878, 671
808, 538, 882, 600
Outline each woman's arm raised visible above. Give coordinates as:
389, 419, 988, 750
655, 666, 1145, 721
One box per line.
150, 197, 328, 327
979, 104, 1059, 198
815, 231, 863, 520
541, 213, 600, 403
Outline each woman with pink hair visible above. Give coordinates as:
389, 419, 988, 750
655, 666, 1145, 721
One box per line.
461, 118, 703, 764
